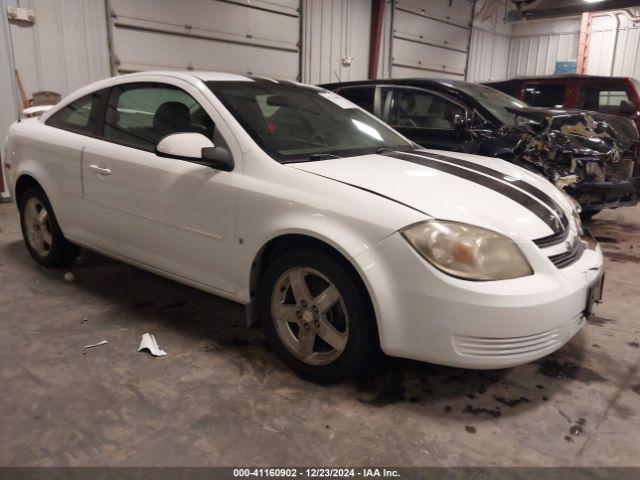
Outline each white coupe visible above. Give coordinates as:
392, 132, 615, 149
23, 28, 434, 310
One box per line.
4, 72, 604, 381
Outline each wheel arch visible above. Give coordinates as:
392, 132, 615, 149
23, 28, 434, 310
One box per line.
14, 173, 45, 207
246, 233, 379, 341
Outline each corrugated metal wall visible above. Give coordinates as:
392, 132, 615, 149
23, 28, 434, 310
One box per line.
302, 0, 371, 84
506, 18, 580, 77
466, 0, 511, 82
1, 0, 19, 196
390, 0, 474, 79
467, 29, 510, 81
108, 0, 301, 80
587, 14, 640, 78
607, 22, 640, 78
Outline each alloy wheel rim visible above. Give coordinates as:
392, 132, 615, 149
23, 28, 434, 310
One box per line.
271, 266, 349, 366
24, 198, 53, 257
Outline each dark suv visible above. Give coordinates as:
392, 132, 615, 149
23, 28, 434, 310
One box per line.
321, 78, 639, 218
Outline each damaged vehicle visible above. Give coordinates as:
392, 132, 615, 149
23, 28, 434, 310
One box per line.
322, 79, 639, 219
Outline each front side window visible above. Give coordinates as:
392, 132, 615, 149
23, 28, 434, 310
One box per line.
382, 88, 465, 130
523, 83, 566, 108
104, 83, 214, 150
207, 82, 413, 162
445, 82, 527, 126
578, 84, 631, 113
46, 93, 98, 134
335, 87, 375, 113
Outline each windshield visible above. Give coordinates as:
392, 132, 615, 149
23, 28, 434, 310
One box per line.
207, 81, 414, 162
445, 82, 528, 127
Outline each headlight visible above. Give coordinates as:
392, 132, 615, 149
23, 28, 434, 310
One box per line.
402, 221, 533, 281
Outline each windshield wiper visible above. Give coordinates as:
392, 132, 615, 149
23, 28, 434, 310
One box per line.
376, 144, 421, 154
308, 153, 342, 161
375, 147, 395, 154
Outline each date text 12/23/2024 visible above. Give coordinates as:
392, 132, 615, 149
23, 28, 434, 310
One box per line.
233, 468, 400, 478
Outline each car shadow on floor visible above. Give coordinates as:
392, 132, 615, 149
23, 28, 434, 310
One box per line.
4, 240, 598, 420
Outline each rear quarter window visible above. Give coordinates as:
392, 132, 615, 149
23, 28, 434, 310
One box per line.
46, 93, 99, 134
578, 83, 631, 113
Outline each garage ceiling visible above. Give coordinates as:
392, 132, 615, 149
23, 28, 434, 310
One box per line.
390, 0, 474, 79
107, 0, 301, 80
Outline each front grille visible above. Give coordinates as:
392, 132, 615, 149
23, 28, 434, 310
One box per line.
548, 238, 585, 268
533, 214, 570, 248
534, 227, 570, 248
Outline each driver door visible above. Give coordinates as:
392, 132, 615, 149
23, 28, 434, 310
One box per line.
80, 80, 238, 293
380, 87, 468, 151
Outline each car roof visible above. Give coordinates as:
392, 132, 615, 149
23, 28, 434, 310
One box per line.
320, 78, 470, 90
487, 74, 633, 82
38, 70, 323, 123
119, 70, 323, 88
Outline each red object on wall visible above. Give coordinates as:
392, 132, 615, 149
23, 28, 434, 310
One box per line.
576, 12, 592, 74
368, 0, 385, 80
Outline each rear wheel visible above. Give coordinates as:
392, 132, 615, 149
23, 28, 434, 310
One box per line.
19, 187, 80, 267
259, 249, 375, 382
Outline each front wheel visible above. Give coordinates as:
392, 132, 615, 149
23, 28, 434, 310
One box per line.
259, 249, 375, 382
19, 187, 80, 267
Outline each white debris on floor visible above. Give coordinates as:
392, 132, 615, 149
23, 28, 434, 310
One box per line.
83, 340, 107, 349
138, 333, 167, 357
63, 272, 75, 283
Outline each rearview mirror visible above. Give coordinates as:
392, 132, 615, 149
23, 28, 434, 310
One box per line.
619, 100, 636, 116
266, 95, 290, 107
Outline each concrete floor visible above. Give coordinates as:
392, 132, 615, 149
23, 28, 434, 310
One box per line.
0, 201, 639, 467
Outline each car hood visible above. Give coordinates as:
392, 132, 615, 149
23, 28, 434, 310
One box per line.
289, 149, 573, 243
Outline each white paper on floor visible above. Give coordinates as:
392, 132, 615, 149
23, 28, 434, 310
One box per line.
138, 333, 167, 357
83, 340, 107, 349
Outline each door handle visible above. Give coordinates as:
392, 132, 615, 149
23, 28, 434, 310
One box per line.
89, 165, 111, 176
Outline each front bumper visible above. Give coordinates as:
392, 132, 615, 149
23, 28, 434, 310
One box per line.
355, 232, 604, 369
567, 179, 638, 212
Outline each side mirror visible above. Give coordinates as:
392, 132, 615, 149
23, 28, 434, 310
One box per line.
155, 132, 234, 171
156, 132, 214, 160
453, 113, 467, 131
619, 100, 636, 116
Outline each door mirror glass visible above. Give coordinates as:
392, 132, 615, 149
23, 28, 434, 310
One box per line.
156, 132, 214, 160
202, 146, 235, 172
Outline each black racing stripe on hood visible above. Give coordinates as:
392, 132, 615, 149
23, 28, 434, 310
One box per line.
383, 151, 564, 234
410, 150, 568, 226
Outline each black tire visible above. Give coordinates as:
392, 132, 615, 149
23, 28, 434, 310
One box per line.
259, 248, 375, 383
580, 209, 602, 222
19, 186, 80, 268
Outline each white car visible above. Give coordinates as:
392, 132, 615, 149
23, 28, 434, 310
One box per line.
4, 71, 604, 382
